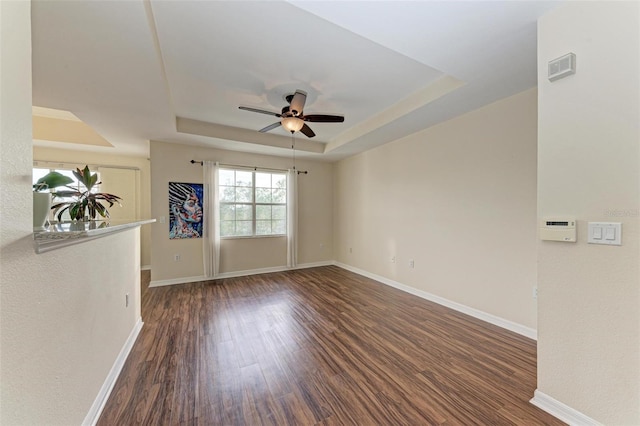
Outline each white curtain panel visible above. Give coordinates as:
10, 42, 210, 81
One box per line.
203, 161, 220, 278
287, 169, 298, 268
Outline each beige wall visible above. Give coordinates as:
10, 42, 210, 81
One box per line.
334, 88, 538, 329
537, 2, 640, 424
150, 140, 333, 283
0, 3, 142, 424
33, 146, 152, 267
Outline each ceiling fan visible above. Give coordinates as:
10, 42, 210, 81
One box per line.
239, 90, 344, 138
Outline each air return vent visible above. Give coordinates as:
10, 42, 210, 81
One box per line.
548, 53, 576, 82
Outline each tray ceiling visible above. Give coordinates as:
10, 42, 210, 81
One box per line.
31, 0, 561, 160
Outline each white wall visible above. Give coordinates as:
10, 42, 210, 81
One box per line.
0, 3, 142, 424
150, 140, 333, 283
33, 146, 152, 267
536, 2, 640, 423
334, 88, 538, 330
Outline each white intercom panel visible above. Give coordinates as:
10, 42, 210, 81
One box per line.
540, 218, 577, 242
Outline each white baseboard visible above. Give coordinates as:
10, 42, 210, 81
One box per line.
82, 317, 143, 426
530, 390, 601, 425
291, 260, 335, 270
334, 262, 537, 340
149, 261, 334, 287
150, 274, 209, 287
149, 260, 536, 340
140, 264, 151, 271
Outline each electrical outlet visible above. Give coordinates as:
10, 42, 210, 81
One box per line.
349, 247, 353, 254
409, 259, 415, 268
174, 254, 181, 261
320, 243, 324, 250
159, 216, 166, 224
533, 286, 538, 299
126, 293, 129, 307
391, 256, 396, 263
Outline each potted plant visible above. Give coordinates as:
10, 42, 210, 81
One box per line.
51, 165, 122, 222
33, 171, 74, 230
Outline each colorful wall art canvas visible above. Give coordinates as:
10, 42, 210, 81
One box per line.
169, 182, 203, 239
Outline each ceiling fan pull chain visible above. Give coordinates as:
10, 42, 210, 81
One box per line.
290, 130, 308, 175
292, 132, 296, 171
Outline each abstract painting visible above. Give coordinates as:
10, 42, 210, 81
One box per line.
169, 182, 203, 239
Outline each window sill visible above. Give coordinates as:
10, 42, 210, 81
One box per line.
221, 234, 286, 241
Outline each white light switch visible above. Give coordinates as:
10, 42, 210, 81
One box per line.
593, 227, 603, 239
588, 222, 622, 245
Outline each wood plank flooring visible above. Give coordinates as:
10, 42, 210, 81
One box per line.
98, 266, 564, 425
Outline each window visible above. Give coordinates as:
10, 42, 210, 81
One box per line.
33, 167, 100, 221
219, 168, 287, 237
33, 167, 98, 192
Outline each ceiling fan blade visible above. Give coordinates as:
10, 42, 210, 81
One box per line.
259, 122, 282, 133
239, 106, 281, 117
302, 114, 345, 123
289, 90, 307, 116
300, 123, 315, 138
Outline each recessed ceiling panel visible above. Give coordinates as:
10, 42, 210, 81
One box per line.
32, 0, 174, 156
151, 1, 445, 142
33, 115, 113, 147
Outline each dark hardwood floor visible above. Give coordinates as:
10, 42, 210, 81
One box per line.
98, 266, 563, 425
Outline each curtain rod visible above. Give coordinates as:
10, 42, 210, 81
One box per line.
190, 160, 308, 174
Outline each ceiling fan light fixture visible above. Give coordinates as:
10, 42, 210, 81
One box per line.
281, 116, 304, 133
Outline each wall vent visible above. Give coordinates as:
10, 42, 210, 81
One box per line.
548, 53, 576, 82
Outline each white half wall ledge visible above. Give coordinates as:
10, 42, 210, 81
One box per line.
149, 261, 335, 287
82, 317, 143, 426
530, 390, 602, 426
33, 219, 156, 254
334, 262, 538, 340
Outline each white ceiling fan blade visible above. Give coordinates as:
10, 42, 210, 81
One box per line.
258, 122, 282, 133
239, 106, 281, 117
289, 90, 307, 116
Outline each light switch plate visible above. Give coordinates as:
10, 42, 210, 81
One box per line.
588, 222, 622, 245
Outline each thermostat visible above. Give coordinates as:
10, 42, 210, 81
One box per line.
540, 218, 576, 242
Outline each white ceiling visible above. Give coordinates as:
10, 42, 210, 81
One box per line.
31, 0, 561, 161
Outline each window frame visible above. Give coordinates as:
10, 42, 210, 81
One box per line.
218, 168, 287, 239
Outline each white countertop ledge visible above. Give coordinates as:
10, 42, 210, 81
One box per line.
33, 219, 156, 254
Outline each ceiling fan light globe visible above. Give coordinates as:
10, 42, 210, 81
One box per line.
281, 117, 304, 133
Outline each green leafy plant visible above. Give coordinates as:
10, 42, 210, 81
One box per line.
51, 165, 122, 221
33, 171, 74, 192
